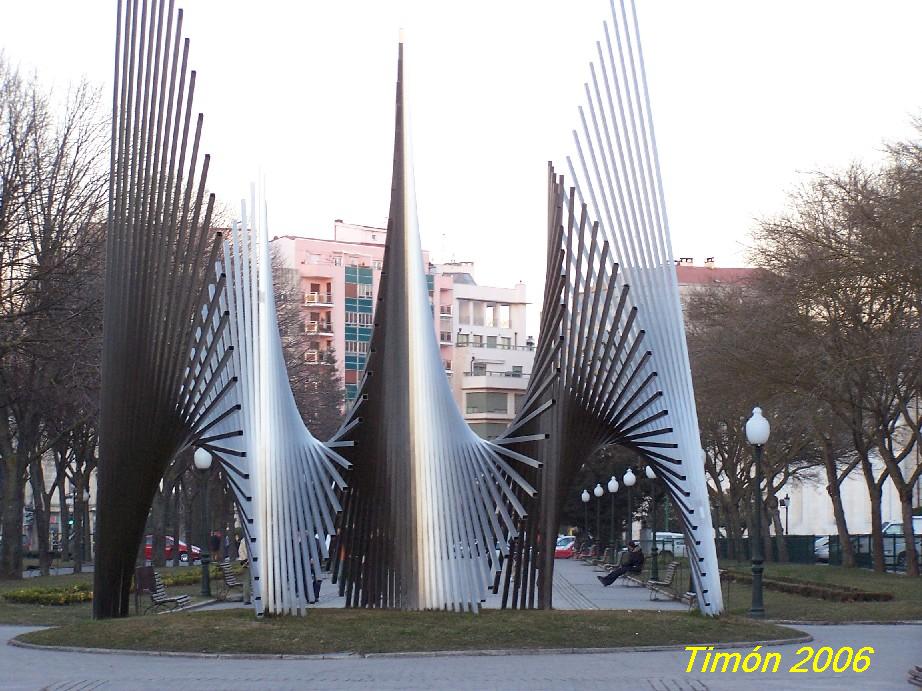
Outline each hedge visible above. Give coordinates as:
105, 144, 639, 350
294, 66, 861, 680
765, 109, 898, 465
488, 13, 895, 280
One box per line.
2, 583, 93, 606
1, 566, 227, 607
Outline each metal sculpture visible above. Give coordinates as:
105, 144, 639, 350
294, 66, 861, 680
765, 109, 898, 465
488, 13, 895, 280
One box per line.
95, 0, 240, 618
329, 38, 542, 612
499, 0, 723, 615
214, 188, 352, 616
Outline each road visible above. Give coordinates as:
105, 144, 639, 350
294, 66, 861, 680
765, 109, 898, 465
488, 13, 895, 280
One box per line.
1, 622, 918, 690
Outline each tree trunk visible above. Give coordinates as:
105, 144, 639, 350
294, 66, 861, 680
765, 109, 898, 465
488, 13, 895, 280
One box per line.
771, 507, 789, 562
28, 459, 52, 576
58, 481, 71, 563
868, 486, 885, 572
861, 455, 886, 573
73, 478, 84, 574
822, 440, 855, 567
0, 454, 25, 579
899, 488, 919, 576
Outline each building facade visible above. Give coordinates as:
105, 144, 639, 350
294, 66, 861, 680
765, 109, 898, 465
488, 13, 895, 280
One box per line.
272, 223, 535, 436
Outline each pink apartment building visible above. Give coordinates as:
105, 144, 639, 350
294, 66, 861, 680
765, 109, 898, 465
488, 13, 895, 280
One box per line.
271, 221, 455, 403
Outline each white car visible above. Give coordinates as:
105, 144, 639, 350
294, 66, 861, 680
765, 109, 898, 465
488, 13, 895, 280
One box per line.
814, 536, 829, 562
882, 518, 922, 569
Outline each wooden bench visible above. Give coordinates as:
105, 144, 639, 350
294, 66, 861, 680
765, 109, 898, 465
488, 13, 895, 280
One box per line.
216, 559, 244, 601
146, 571, 192, 614
647, 560, 681, 600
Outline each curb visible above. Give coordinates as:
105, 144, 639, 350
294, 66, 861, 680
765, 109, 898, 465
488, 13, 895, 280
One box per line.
770, 619, 922, 626
7, 633, 813, 661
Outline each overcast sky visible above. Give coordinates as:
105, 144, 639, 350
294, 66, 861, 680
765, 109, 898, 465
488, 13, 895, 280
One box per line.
3, 1, 922, 327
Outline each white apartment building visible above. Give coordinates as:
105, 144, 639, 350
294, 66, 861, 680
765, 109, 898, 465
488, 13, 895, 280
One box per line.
438, 262, 535, 440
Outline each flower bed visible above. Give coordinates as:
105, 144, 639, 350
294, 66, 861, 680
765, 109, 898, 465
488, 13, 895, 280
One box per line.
725, 570, 893, 602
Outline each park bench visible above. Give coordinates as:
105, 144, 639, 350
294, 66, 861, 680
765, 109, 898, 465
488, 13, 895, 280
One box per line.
216, 559, 244, 601
593, 547, 616, 567
146, 571, 191, 614
646, 560, 681, 600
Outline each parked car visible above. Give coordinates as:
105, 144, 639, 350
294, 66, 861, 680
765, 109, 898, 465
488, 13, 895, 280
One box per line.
144, 535, 201, 562
814, 536, 829, 562
882, 518, 922, 568
555, 535, 576, 559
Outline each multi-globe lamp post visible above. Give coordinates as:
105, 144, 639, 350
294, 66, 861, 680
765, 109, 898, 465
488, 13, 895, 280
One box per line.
593, 484, 604, 548
622, 468, 636, 544
645, 464, 659, 581
607, 476, 619, 549
745, 406, 771, 619
581, 489, 591, 542
193, 447, 213, 598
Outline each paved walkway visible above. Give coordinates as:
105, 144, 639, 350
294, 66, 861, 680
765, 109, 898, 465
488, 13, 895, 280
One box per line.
209, 558, 687, 612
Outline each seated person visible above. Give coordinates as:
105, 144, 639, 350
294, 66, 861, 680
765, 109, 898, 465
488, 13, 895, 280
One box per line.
597, 541, 644, 586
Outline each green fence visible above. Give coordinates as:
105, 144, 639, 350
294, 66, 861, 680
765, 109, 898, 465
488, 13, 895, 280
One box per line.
715, 535, 817, 564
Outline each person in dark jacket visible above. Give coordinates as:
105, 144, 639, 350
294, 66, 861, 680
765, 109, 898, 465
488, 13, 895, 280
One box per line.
597, 541, 644, 586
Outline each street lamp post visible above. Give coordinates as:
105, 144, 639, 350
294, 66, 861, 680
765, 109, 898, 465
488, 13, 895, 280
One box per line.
607, 476, 619, 549
580, 489, 590, 543
646, 465, 659, 581
781, 493, 790, 535
593, 484, 604, 549
623, 468, 636, 544
194, 448, 213, 598
745, 406, 771, 619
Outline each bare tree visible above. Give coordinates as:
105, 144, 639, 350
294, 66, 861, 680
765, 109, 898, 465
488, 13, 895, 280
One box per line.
0, 56, 106, 579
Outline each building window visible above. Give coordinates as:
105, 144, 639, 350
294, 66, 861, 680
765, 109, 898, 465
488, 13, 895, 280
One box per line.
472, 361, 487, 376
373, 259, 383, 270
456, 333, 469, 347
472, 334, 483, 347
466, 392, 508, 415
511, 365, 523, 378
499, 336, 511, 349
333, 255, 343, 266
484, 303, 495, 328
487, 335, 497, 348
458, 300, 471, 325
514, 394, 525, 413
468, 422, 510, 440
472, 301, 484, 326
357, 283, 373, 298
499, 304, 511, 329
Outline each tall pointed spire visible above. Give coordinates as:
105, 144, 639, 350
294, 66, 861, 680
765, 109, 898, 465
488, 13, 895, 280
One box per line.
330, 37, 539, 611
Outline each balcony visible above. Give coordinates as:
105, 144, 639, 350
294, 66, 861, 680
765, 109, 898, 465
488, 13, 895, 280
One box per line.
439, 331, 453, 345
305, 320, 334, 336
304, 291, 334, 306
306, 349, 336, 365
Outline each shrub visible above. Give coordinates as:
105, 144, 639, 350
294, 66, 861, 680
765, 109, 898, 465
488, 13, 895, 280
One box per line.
725, 571, 893, 602
2, 583, 93, 606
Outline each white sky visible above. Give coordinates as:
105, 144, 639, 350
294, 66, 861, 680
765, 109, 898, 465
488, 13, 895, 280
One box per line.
3, 1, 922, 328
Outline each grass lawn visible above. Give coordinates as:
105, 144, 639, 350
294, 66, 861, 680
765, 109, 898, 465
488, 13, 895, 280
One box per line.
16, 608, 800, 655
0, 566, 209, 626
719, 560, 922, 622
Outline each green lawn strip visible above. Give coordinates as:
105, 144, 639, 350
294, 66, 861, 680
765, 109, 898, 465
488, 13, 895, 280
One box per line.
718, 561, 922, 622
16, 609, 799, 655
